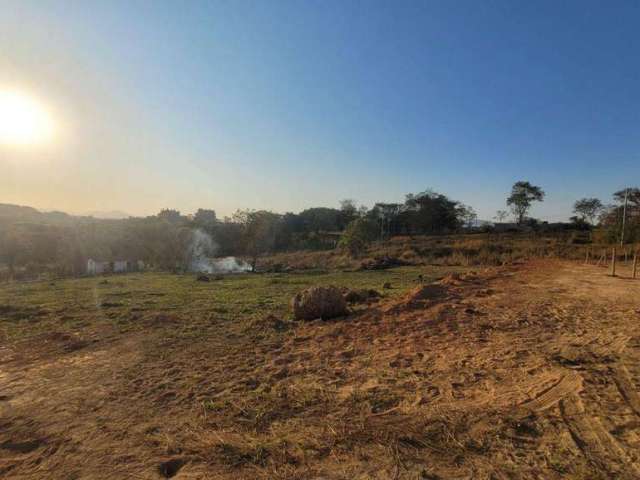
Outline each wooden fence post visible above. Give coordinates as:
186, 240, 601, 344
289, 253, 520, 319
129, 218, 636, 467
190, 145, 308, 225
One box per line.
611, 247, 617, 276
633, 251, 638, 279
598, 249, 606, 267
585, 248, 590, 264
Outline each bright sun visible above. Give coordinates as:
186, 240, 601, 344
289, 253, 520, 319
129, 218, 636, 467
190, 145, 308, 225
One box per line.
0, 90, 55, 147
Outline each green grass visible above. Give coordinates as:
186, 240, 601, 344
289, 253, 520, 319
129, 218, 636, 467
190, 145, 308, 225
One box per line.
0, 265, 469, 341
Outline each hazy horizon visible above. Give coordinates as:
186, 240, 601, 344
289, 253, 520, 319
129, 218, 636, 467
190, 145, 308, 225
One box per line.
2, 0, 639, 221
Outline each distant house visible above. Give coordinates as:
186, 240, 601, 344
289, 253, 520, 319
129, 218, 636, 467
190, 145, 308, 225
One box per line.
87, 259, 144, 275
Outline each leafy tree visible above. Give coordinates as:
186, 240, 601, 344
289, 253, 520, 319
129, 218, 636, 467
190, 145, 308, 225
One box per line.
613, 187, 640, 206
193, 209, 217, 228
338, 218, 378, 257
298, 207, 341, 233
157, 209, 183, 224
212, 220, 245, 256
573, 198, 602, 225
599, 188, 640, 244
372, 203, 402, 239
233, 210, 282, 270
339, 199, 358, 227
401, 190, 461, 234
506, 181, 545, 224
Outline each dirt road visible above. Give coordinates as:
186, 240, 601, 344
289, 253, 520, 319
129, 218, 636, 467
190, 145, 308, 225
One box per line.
1, 261, 639, 479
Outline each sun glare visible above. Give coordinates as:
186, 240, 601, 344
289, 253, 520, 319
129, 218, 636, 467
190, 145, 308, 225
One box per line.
0, 90, 55, 147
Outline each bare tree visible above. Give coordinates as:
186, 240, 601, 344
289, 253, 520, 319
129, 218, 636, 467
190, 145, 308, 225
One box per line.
459, 204, 477, 229
494, 210, 509, 222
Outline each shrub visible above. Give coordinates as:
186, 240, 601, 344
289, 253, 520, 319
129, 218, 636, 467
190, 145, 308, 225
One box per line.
338, 218, 378, 257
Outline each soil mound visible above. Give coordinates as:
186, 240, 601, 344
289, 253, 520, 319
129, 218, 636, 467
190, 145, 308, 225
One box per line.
291, 286, 348, 320
383, 284, 450, 313
359, 255, 408, 271
343, 288, 381, 304
439, 272, 478, 286
405, 284, 447, 302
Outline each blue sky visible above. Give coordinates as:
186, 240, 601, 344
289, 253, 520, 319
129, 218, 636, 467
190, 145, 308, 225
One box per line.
1, 0, 638, 220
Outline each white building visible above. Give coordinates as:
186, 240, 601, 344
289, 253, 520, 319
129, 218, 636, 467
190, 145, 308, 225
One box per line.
87, 259, 144, 275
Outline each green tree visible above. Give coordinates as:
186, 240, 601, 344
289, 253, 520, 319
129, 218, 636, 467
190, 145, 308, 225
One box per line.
613, 187, 640, 206
339, 199, 358, 228
298, 207, 341, 233
506, 181, 545, 224
573, 198, 602, 225
372, 203, 402, 239
233, 210, 282, 270
402, 190, 461, 234
338, 217, 378, 257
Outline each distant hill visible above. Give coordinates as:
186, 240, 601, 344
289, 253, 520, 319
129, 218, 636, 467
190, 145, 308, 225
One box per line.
0, 203, 135, 223
0, 203, 75, 225
83, 210, 131, 219
0, 203, 43, 220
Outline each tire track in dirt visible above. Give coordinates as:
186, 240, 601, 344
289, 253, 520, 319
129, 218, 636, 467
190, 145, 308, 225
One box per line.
515, 371, 583, 415
612, 365, 640, 417
561, 393, 640, 478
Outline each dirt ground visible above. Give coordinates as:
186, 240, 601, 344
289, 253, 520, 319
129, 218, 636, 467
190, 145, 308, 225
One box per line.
1, 260, 640, 479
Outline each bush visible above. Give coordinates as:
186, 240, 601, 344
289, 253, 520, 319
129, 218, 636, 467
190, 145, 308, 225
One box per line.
338, 218, 378, 257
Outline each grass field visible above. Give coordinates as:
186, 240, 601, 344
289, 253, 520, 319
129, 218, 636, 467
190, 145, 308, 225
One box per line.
0, 266, 463, 342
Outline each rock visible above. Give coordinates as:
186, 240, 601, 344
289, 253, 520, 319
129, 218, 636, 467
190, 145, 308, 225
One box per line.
291, 286, 348, 321
196, 274, 210, 282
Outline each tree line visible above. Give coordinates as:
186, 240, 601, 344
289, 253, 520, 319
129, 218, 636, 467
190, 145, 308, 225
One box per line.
1, 182, 639, 278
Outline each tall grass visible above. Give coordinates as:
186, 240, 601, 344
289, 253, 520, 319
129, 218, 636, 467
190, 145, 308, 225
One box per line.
261, 233, 640, 270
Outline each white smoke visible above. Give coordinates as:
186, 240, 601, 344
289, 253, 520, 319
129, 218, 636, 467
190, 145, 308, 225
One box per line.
188, 229, 252, 274
206, 256, 252, 274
